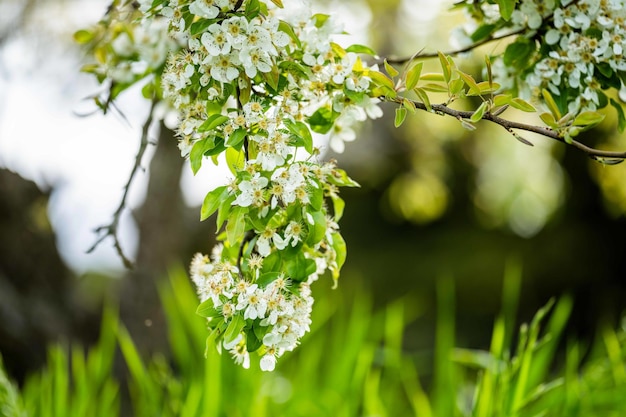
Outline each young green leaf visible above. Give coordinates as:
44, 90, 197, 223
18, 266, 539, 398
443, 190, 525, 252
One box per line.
196, 298, 221, 318
510, 98, 536, 112
384, 60, 400, 78
395, 107, 408, 127
226, 147, 245, 176
572, 111, 605, 127
224, 314, 246, 346
201, 186, 228, 221
541, 89, 562, 120
405, 61, 423, 91
438, 52, 451, 84
346, 44, 377, 56
198, 114, 229, 133
285, 120, 313, 153
458, 71, 481, 96
470, 101, 488, 123
226, 206, 246, 244
495, 0, 516, 21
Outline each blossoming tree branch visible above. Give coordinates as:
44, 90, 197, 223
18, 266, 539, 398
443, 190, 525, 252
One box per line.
76, 0, 626, 371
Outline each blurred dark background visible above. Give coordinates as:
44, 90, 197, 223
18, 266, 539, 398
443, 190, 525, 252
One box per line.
1, 0, 626, 385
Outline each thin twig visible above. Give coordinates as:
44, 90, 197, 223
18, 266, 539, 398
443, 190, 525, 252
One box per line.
87, 98, 158, 268
385, 97, 626, 160
383, 28, 524, 65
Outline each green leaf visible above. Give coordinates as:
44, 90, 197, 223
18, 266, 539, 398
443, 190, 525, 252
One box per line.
285, 120, 313, 153
421, 83, 449, 93
312, 13, 330, 28
261, 251, 282, 275
414, 87, 432, 112
384, 60, 399, 78
245, 0, 261, 19
262, 63, 281, 92
190, 138, 210, 175
503, 38, 535, 70
257, 272, 283, 287
270, 0, 284, 7
226, 128, 247, 149
470, 24, 497, 42
395, 107, 408, 127
405, 61, 423, 91
190, 19, 213, 36
539, 112, 558, 129
73, 29, 94, 44
458, 71, 481, 95
306, 210, 327, 246
346, 44, 377, 56
369, 70, 396, 91
196, 298, 221, 319
449, 78, 465, 96
329, 168, 360, 187
438, 52, 451, 84
476, 81, 500, 94
510, 98, 536, 112
494, 94, 512, 107
331, 232, 347, 280
402, 98, 416, 113
216, 194, 236, 231
496, 0, 516, 20
610, 98, 626, 132
278, 20, 300, 48
308, 107, 339, 134
420, 73, 446, 82
226, 206, 246, 244
470, 101, 488, 123
541, 89, 562, 120
224, 314, 246, 345
572, 111, 605, 127
199, 114, 230, 133
308, 185, 324, 211
245, 327, 263, 353
201, 186, 228, 221
226, 147, 245, 176
331, 194, 345, 221
285, 251, 317, 281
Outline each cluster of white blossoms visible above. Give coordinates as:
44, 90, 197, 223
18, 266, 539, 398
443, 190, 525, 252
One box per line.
126, 0, 382, 370
190, 248, 316, 371
76, 4, 177, 86
78, 0, 382, 371
456, 0, 626, 115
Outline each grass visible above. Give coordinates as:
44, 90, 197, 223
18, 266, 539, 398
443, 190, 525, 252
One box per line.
2, 261, 626, 416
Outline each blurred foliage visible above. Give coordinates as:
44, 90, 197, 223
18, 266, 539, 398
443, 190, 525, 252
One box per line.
3, 265, 626, 416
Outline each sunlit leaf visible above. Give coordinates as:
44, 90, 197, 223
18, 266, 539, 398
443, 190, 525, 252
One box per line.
198, 114, 229, 133
226, 206, 246, 244
224, 314, 246, 345
201, 186, 228, 221
470, 101, 488, 123
384, 60, 399, 78
495, 0, 516, 20
573, 111, 605, 127
346, 44, 377, 56
510, 98, 536, 112
405, 61, 423, 90
542, 89, 562, 120
395, 107, 408, 127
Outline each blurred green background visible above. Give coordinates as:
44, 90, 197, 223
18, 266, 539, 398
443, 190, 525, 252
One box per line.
1, 0, 626, 414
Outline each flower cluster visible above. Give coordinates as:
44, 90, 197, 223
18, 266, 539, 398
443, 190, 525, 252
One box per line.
75, 4, 177, 91
190, 248, 316, 371
133, 0, 382, 370
455, 0, 626, 117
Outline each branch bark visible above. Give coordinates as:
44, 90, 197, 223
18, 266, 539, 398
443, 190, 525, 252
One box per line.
385, 97, 626, 160
87, 98, 158, 268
